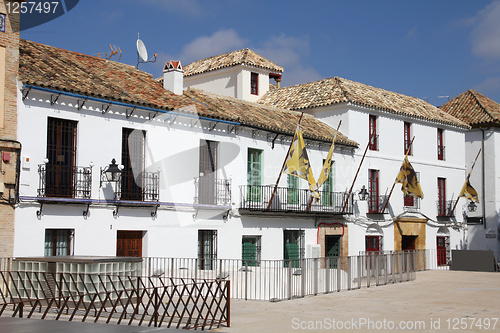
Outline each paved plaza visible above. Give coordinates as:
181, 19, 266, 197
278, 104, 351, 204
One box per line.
1, 270, 499, 333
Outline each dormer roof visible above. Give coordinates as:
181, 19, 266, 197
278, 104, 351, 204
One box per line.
439, 89, 500, 127
183, 48, 284, 77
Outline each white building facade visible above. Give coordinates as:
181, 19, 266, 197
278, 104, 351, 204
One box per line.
14, 40, 358, 265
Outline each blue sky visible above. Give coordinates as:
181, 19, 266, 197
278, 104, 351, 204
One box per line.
21, 0, 500, 106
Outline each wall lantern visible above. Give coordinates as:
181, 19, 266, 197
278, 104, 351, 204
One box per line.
467, 201, 477, 213
100, 158, 123, 187
358, 185, 369, 201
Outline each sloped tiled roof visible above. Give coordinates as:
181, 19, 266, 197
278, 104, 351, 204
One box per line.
439, 90, 500, 127
184, 88, 357, 146
19, 40, 354, 146
259, 77, 470, 129
19, 39, 196, 111
183, 48, 284, 77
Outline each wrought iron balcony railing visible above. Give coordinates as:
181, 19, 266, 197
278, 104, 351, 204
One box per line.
194, 178, 231, 206
368, 195, 389, 214
117, 171, 160, 202
38, 164, 92, 199
436, 199, 454, 217
239, 185, 353, 215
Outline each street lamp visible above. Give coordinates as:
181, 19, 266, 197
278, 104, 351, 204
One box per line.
100, 158, 123, 187
467, 201, 477, 212
358, 185, 369, 201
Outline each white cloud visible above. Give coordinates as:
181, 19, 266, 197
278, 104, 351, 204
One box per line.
159, 30, 322, 87
256, 34, 322, 86
179, 29, 248, 64
474, 77, 500, 94
469, 1, 500, 59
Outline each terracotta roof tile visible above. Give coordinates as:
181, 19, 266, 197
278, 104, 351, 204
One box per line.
439, 90, 500, 127
183, 48, 284, 77
19, 39, 194, 111
19, 40, 355, 146
184, 88, 357, 146
259, 77, 470, 129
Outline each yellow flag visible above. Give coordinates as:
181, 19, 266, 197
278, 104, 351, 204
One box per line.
459, 176, 479, 203
283, 127, 319, 198
395, 156, 424, 199
317, 138, 335, 188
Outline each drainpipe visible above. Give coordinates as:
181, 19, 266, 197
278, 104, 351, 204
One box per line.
481, 128, 486, 229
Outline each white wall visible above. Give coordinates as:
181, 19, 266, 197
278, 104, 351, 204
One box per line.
15, 88, 358, 260
303, 103, 467, 252
184, 65, 271, 102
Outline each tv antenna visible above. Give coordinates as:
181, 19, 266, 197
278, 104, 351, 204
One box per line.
136, 33, 157, 69
97, 44, 122, 61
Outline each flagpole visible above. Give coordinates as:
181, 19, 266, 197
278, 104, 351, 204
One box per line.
450, 148, 482, 216
267, 112, 304, 210
340, 130, 377, 214
380, 136, 415, 213
307, 120, 342, 212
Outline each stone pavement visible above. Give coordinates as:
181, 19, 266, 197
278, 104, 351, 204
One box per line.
218, 270, 500, 333
1, 270, 499, 333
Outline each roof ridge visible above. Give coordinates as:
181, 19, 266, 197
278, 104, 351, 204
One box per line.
334, 77, 351, 102
468, 89, 496, 122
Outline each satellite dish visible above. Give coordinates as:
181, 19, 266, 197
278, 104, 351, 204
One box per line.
137, 39, 148, 62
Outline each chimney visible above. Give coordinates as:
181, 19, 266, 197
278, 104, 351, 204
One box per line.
163, 60, 184, 95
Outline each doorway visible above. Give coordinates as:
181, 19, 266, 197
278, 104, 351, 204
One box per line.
325, 235, 341, 268
116, 231, 143, 257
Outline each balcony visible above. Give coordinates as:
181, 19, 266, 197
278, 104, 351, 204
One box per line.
368, 195, 389, 214
437, 200, 454, 217
116, 171, 160, 202
38, 164, 92, 199
239, 185, 353, 216
194, 178, 231, 206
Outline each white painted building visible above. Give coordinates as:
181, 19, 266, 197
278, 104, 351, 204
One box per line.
259, 77, 470, 263
14, 39, 472, 268
440, 90, 500, 254
15, 40, 357, 265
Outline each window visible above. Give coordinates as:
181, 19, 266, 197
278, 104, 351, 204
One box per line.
199, 140, 218, 204
283, 230, 304, 268
369, 115, 378, 151
198, 230, 217, 270
247, 148, 262, 202
120, 128, 145, 200
404, 122, 412, 155
287, 174, 299, 205
242, 236, 261, 267
44, 229, 73, 256
365, 236, 380, 252
45, 117, 77, 198
437, 128, 444, 160
368, 169, 379, 213
437, 178, 447, 216
251, 72, 258, 95
322, 159, 334, 206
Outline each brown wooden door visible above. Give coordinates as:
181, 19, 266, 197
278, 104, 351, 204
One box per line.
116, 231, 143, 257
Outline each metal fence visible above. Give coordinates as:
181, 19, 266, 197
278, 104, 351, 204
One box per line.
140, 251, 417, 301
0, 271, 229, 330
